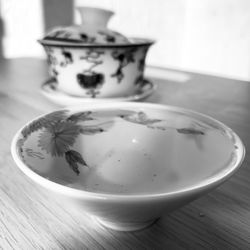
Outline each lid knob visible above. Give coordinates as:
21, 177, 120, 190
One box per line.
76, 7, 114, 28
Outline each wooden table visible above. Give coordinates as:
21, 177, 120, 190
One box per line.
0, 58, 249, 249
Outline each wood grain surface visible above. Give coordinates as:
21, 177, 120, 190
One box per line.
0, 58, 249, 249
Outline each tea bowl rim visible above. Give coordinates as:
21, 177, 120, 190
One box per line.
11, 102, 245, 202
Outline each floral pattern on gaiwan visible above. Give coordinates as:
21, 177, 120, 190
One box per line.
43, 26, 129, 44
98, 30, 116, 43
44, 46, 59, 77
60, 49, 73, 67
77, 49, 105, 97
77, 71, 104, 98
111, 48, 137, 83
39, 6, 154, 98
42, 43, 153, 98
134, 47, 149, 87
43, 29, 96, 44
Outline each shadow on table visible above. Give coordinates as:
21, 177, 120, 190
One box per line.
56, 219, 181, 249
58, 209, 239, 250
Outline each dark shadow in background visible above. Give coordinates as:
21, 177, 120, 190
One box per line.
0, 15, 4, 58
42, 0, 74, 32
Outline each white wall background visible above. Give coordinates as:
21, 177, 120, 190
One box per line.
0, 0, 44, 57
1, 0, 250, 80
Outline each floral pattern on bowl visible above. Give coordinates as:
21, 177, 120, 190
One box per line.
16, 107, 240, 178
12, 103, 245, 232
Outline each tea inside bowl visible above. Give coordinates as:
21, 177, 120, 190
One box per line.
17, 107, 239, 195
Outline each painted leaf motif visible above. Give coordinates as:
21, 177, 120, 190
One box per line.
137, 112, 162, 124
25, 148, 44, 159
65, 150, 87, 175
21, 110, 69, 138
38, 121, 81, 157
147, 125, 167, 131
22, 118, 47, 138
80, 125, 104, 135
120, 111, 162, 125
67, 111, 93, 123
44, 110, 68, 123
177, 128, 205, 135
16, 138, 25, 157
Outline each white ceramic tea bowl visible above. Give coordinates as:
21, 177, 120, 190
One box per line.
11, 102, 245, 231
38, 7, 154, 98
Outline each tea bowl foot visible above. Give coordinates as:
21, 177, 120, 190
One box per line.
93, 217, 157, 231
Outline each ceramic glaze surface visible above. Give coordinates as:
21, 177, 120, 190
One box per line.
43, 25, 130, 45
39, 7, 154, 98
16, 107, 240, 195
41, 7, 130, 45
43, 45, 150, 97
41, 78, 156, 106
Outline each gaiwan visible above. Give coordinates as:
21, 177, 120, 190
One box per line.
11, 102, 245, 231
38, 7, 155, 98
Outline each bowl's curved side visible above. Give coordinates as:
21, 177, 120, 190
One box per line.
11, 129, 243, 231
11, 103, 245, 231
11, 102, 246, 200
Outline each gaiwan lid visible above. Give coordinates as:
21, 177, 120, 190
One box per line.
41, 7, 131, 45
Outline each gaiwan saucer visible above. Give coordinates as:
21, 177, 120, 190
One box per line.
41, 78, 156, 106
